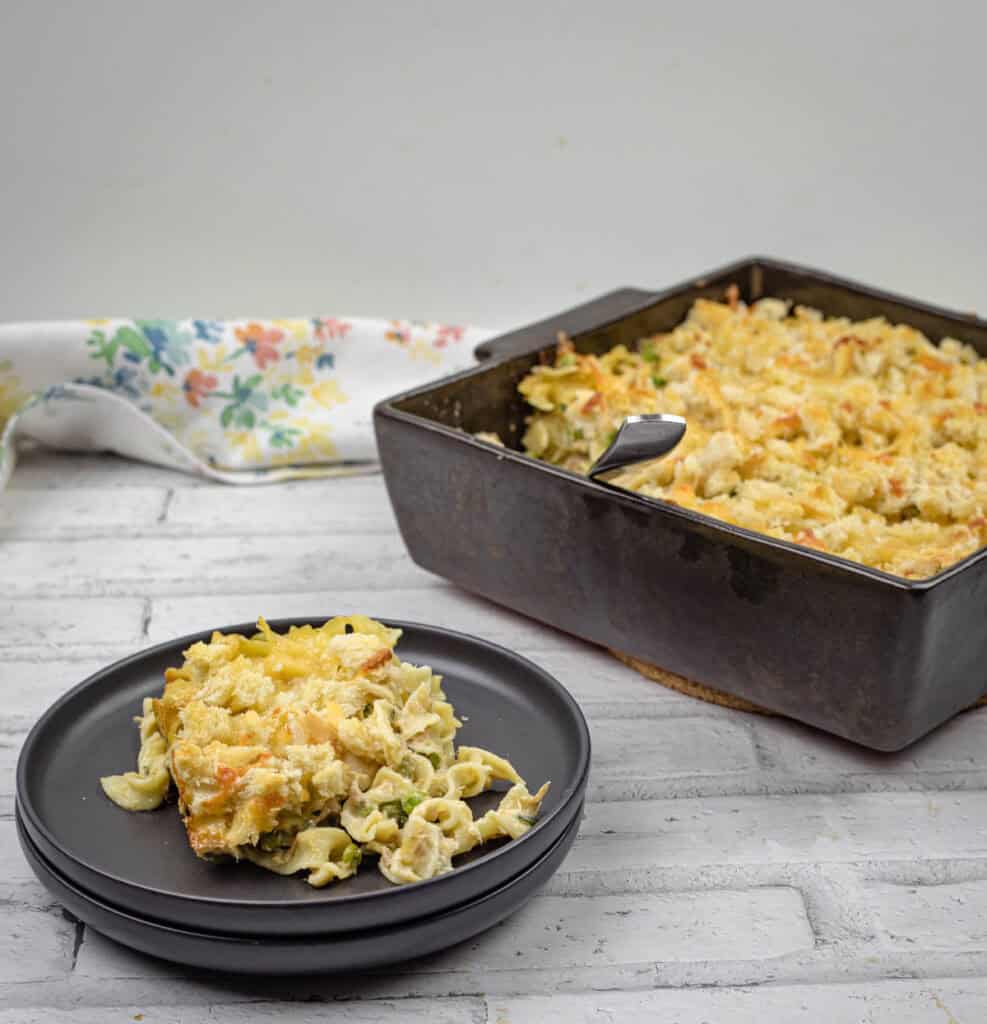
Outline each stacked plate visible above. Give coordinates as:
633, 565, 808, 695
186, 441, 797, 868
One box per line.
16, 618, 590, 974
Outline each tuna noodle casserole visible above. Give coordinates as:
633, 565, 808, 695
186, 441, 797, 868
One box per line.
102, 616, 547, 887
519, 291, 987, 579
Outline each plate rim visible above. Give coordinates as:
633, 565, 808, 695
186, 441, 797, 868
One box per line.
16, 615, 591, 910
16, 801, 583, 944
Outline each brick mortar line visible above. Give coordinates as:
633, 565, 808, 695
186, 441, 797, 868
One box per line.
8, 955, 987, 1007
0, 649, 137, 664
156, 487, 175, 525
0, 524, 401, 542
139, 598, 153, 642
0, 532, 401, 547
1, 577, 430, 596
545, 859, 987, 890
580, 772, 987, 799
0, 639, 577, 659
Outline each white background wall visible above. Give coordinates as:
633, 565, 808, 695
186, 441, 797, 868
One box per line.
1, 1, 984, 329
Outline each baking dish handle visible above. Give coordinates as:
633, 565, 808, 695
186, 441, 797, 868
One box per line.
474, 288, 657, 362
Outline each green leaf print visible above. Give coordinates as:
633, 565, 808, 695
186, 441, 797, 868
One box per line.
86, 325, 154, 370
264, 422, 303, 449
86, 330, 116, 368
116, 326, 153, 360
271, 382, 304, 407
218, 374, 268, 431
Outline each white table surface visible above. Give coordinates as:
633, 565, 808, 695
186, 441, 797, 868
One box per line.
4, 449, 987, 1022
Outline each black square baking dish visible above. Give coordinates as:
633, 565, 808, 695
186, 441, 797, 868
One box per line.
374, 258, 987, 750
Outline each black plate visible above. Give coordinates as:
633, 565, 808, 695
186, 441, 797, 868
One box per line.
16, 618, 589, 935
17, 805, 581, 974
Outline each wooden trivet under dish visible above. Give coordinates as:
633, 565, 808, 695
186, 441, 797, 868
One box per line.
610, 651, 987, 714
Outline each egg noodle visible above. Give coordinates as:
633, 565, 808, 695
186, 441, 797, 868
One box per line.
101, 617, 548, 887
517, 291, 987, 579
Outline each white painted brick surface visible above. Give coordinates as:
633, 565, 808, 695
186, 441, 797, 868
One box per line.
212, 1006, 484, 1024
756, 711, 987, 774
448, 889, 813, 966
587, 717, 759, 798
70, 928, 670, 1003
72, 931, 177, 982
0, 1002, 486, 1023
577, 792, 987, 863
0, 820, 39, 891
165, 477, 399, 535
6, 452, 987, 1018
146, 587, 572, 651
0, 661, 107, 815
0, 731, 23, 816
868, 880, 987, 951
0, 659, 107, 722
1, 533, 429, 596
492, 979, 987, 1023
1, 983, 986, 1024
0, 487, 167, 538
524, 646, 704, 707
0, 598, 145, 652
0, 904, 76, 983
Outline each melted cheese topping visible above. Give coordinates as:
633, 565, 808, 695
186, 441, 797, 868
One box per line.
519, 295, 987, 579
101, 616, 548, 887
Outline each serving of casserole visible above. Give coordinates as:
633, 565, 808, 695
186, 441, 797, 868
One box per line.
516, 293, 987, 580
374, 258, 987, 750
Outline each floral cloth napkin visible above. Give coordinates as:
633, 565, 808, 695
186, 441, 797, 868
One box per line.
0, 316, 492, 489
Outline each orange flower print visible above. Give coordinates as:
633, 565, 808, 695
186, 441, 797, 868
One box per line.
313, 317, 352, 341
183, 368, 219, 407
386, 322, 412, 345
235, 322, 284, 369
434, 324, 465, 348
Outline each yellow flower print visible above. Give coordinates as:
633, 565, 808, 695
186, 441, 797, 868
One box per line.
197, 345, 229, 371
85, 318, 112, 326
153, 409, 185, 432
150, 380, 181, 403
300, 427, 338, 460
273, 319, 311, 342
229, 430, 263, 465
269, 422, 337, 464
176, 427, 212, 454
294, 344, 320, 368
311, 379, 348, 409
0, 362, 29, 428
268, 449, 303, 467
407, 340, 443, 366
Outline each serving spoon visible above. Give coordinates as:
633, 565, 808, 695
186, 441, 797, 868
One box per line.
588, 413, 687, 482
